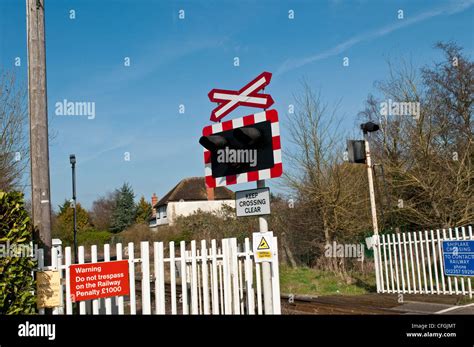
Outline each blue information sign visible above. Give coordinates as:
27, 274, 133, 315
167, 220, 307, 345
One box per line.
442, 240, 474, 277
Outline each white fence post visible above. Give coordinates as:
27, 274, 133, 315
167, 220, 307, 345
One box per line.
180, 241, 189, 315
51, 244, 59, 315
201, 240, 210, 314
78, 246, 86, 315
230, 238, 240, 314
238, 256, 245, 313
218, 248, 224, 314
116, 243, 124, 315
443, 229, 453, 294
128, 242, 136, 314
382, 235, 389, 293
271, 236, 281, 314
396, 233, 405, 293
51, 241, 64, 315
402, 233, 411, 293
437, 229, 446, 294
407, 233, 416, 294
424, 230, 434, 294
141, 241, 151, 314
190, 240, 199, 314
455, 227, 466, 295
244, 238, 255, 314
255, 262, 263, 315
104, 244, 112, 315
64, 247, 72, 314
222, 238, 232, 314
90, 245, 99, 314
392, 234, 400, 293
211, 240, 219, 315
430, 230, 440, 294
154, 241, 165, 314
169, 241, 177, 315
448, 228, 459, 294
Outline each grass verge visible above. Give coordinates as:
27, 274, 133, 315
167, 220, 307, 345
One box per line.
279, 265, 376, 296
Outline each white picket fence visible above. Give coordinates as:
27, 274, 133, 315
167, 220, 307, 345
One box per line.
373, 226, 473, 298
37, 237, 281, 315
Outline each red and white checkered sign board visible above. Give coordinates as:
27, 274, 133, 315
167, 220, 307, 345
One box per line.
202, 109, 283, 188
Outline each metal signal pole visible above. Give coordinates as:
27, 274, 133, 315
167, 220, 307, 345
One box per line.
363, 133, 379, 235
362, 127, 382, 292
27, 0, 52, 263
257, 179, 273, 314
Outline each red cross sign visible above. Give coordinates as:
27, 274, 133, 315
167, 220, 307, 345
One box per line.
208, 71, 275, 122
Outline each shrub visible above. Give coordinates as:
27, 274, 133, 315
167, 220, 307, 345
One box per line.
77, 230, 113, 247
115, 223, 162, 245
0, 191, 36, 314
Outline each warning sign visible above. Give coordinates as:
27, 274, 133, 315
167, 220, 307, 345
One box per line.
70, 260, 130, 302
257, 237, 270, 250
253, 231, 274, 263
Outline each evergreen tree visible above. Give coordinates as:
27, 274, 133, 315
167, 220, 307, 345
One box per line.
57, 199, 71, 216
110, 183, 136, 233
135, 195, 152, 224
52, 200, 91, 244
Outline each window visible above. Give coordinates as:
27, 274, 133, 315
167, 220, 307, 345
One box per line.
162, 206, 167, 219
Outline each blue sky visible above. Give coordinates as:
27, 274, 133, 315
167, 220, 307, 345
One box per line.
1, 0, 473, 209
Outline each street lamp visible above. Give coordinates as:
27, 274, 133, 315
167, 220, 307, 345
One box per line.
69, 154, 78, 264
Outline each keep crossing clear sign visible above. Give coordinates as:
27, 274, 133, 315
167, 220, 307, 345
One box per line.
253, 231, 274, 263
236, 187, 271, 217
442, 240, 474, 276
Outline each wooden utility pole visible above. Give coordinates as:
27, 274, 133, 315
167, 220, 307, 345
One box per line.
26, 0, 52, 263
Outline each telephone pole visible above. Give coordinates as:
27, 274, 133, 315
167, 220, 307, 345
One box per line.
27, 0, 52, 263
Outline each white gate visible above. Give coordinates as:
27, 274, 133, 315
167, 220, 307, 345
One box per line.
372, 226, 473, 298
37, 237, 281, 315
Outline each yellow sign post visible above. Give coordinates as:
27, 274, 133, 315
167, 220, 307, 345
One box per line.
253, 231, 274, 263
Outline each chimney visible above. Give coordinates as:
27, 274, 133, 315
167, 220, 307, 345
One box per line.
206, 187, 214, 201
151, 193, 158, 216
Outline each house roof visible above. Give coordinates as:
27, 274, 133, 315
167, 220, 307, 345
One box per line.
155, 177, 234, 207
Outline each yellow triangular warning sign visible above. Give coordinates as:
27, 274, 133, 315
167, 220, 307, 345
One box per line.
257, 237, 270, 250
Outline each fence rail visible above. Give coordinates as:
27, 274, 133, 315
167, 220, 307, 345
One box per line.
374, 226, 473, 298
37, 237, 281, 315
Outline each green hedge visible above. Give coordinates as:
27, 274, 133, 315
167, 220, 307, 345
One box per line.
0, 191, 36, 314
